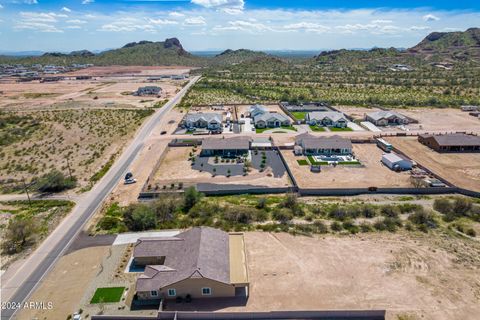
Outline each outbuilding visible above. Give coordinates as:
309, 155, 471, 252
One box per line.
381, 153, 413, 171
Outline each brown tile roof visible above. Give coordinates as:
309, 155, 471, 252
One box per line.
135, 227, 230, 292
202, 136, 251, 150
421, 133, 480, 146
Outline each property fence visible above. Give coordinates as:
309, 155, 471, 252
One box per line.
92, 309, 386, 320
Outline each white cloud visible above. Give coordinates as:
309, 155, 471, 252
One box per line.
0, 4, 4, 9
283, 22, 330, 33
184, 16, 207, 26
19, 12, 67, 23
191, 0, 244, 10
423, 14, 440, 21
15, 21, 63, 33
65, 25, 82, 29
169, 11, 185, 18
67, 19, 87, 24
99, 18, 156, 32
82, 0, 94, 4
23, 0, 38, 4
61, 7, 71, 13
372, 19, 393, 24
148, 18, 178, 25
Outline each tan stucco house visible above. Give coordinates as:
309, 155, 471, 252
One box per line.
133, 227, 249, 301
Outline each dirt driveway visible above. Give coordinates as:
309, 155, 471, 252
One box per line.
387, 136, 480, 192
229, 232, 480, 320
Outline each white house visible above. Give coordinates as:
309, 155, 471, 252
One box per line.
306, 111, 348, 128
253, 112, 291, 128
381, 153, 413, 171
365, 111, 409, 126
184, 113, 223, 131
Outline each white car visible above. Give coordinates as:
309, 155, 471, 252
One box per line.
124, 178, 137, 185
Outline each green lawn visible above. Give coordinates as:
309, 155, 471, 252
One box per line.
309, 125, 325, 132
291, 112, 307, 120
330, 127, 353, 132
297, 159, 309, 166
90, 287, 125, 304
256, 125, 297, 133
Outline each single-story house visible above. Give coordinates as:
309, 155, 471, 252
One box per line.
253, 112, 291, 128
184, 113, 223, 131
365, 110, 409, 126
295, 133, 352, 155
134, 227, 249, 301
249, 104, 267, 118
200, 136, 251, 157
134, 86, 162, 96
306, 111, 348, 128
418, 133, 480, 153
381, 153, 413, 171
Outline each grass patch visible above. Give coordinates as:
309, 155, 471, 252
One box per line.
90, 287, 125, 304
338, 161, 361, 165
297, 159, 309, 166
330, 127, 353, 132
309, 125, 325, 132
89, 153, 116, 183
290, 112, 307, 120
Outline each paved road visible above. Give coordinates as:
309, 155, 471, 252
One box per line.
0, 76, 200, 320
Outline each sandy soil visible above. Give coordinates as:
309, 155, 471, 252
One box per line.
387, 136, 480, 192
16, 246, 110, 320
401, 108, 480, 133
282, 144, 412, 188
222, 232, 480, 320
63, 66, 192, 77
236, 104, 289, 119
335, 105, 384, 121
152, 147, 291, 188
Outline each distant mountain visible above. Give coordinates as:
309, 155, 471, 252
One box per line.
209, 49, 271, 66
408, 28, 480, 62
0, 38, 206, 66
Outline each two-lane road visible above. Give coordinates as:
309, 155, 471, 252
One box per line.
0, 76, 200, 320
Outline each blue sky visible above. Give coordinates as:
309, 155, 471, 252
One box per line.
0, 0, 479, 52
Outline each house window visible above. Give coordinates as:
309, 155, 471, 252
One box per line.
167, 289, 176, 297
202, 287, 212, 295
151, 290, 158, 297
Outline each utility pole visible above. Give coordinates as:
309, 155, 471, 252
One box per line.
22, 177, 32, 207
66, 156, 73, 180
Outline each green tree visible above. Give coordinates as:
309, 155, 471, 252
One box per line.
123, 204, 156, 231
1, 218, 37, 254
34, 170, 76, 193
183, 187, 203, 212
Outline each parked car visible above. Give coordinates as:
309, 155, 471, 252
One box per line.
160, 131, 167, 135
124, 178, 137, 185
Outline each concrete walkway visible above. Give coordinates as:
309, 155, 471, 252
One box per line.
113, 230, 180, 245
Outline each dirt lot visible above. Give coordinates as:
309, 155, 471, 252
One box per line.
335, 105, 384, 121
64, 65, 192, 77
16, 246, 110, 320
387, 136, 480, 192
402, 108, 480, 133
282, 143, 412, 188
151, 147, 291, 189
227, 232, 480, 320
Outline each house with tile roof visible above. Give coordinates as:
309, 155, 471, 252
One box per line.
365, 110, 409, 126
306, 111, 348, 128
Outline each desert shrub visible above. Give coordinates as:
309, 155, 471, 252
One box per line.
466, 228, 476, 237
361, 204, 377, 218
272, 208, 294, 223
1, 217, 37, 254
34, 170, 76, 193
329, 205, 349, 220
123, 204, 156, 231
408, 208, 438, 231
187, 201, 221, 219
224, 206, 267, 224
151, 196, 181, 224
313, 220, 328, 233
279, 193, 304, 216
359, 222, 373, 232
374, 217, 402, 232
433, 198, 453, 214
330, 221, 343, 232
380, 205, 401, 218
256, 197, 267, 209
342, 220, 359, 234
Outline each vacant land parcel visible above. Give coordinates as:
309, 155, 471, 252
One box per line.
282, 143, 412, 189
387, 136, 480, 192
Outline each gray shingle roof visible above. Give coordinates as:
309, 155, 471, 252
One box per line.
307, 111, 347, 123
135, 227, 230, 292
202, 136, 251, 150
253, 112, 289, 123
366, 110, 407, 121
295, 133, 352, 150
185, 113, 222, 123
